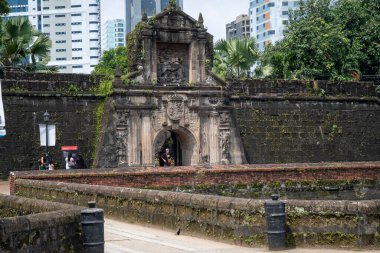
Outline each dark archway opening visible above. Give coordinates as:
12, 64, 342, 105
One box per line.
157, 131, 182, 166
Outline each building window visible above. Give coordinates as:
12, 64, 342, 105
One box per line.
55, 14, 65, 17
89, 21, 98, 24
89, 4, 98, 6
282, 11, 289, 15
71, 5, 81, 8
282, 20, 289, 25
56, 40, 66, 43
89, 13, 98, 15
73, 65, 83, 68
72, 31, 82, 34
90, 47, 99, 50
55, 6, 65, 9
72, 39, 82, 42
89, 30, 98, 33
90, 39, 99, 41
90, 56, 99, 59
268, 2, 275, 7
55, 23, 66, 26
72, 57, 83, 60
268, 30, 275, 35
59, 66, 67, 69
72, 48, 83, 51
43, 24, 50, 27
55, 32, 66, 35
56, 49, 66, 52
282, 1, 288, 6
43, 15, 49, 18
71, 22, 82, 25
56, 58, 66, 61
71, 13, 81, 16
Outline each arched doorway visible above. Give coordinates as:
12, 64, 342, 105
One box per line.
153, 127, 197, 166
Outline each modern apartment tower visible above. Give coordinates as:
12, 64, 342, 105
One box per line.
125, 0, 184, 34
101, 19, 126, 52
226, 15, 250, 40
6, 0, 101, 74
249, 0, 299, 50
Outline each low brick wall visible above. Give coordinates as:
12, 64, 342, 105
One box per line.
9, 162, 380, 195
14, 179, 380, 249
0, 194, 84, 253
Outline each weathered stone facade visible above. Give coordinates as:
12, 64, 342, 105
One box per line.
96, 8, 246, 167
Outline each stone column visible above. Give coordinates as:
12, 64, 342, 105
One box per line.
200, 112, 210, 164
129, 112, 141, 165
141, 112, 153, 165
209, 110, 220, 164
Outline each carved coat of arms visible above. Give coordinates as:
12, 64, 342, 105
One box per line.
167, 95, 184, 121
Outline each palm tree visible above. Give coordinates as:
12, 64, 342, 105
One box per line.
0, 17, 56, 72
213, 37, 259, 79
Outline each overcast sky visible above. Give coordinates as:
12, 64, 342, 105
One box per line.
101, 0, 249, 41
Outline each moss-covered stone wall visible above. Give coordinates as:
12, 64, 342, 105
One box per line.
0, 194, 83, 252
229, 79, 380, 164
0, 72, 104, 177
13, 179, 380, 249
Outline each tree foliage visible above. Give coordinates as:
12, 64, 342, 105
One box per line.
93, 46, 128, 78
0, 17, 56, 72
213, 37, 259, 79
0, 0, 9, 16
262, 0, 380, 80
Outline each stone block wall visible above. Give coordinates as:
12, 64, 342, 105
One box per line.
9, 162, 380, 195
0, 194, 83, 253
0, 72, 104, 177
13, 179, 380, 249
229, 79, 380, 164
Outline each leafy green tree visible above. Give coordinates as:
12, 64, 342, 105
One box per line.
0, 0, 9, 16
93, 46, 128, 77
0, 17, 55, 72
262, 0, 380, 79
213, 37, 259, 79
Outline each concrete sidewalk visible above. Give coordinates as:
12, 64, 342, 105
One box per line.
0, 181, 375, 253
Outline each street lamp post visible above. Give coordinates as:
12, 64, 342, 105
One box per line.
43, 111, 50, 164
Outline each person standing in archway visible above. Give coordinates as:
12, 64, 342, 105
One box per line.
161, 148, 171, 167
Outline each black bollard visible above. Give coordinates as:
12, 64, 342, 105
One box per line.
265, 194, 286, 250
81, 201, 104, 253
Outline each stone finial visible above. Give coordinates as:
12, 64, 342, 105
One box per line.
142, 11, 148, 22
113, 66, 124, 89
198, 13, 204, 26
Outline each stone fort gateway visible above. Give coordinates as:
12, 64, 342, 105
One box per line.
1, 7, 380, 252
0, 8, 380, 174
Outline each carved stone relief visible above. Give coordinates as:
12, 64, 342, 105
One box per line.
167, 94, 185, 121
157, 43, 189, 84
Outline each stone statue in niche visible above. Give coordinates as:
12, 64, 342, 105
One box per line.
220, 130, 231, 164
158, 56, 184, 83
157, 44, 189, 84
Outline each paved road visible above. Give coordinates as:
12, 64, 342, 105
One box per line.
0, 181, 375, 253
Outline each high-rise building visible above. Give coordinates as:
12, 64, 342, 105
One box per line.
125, 0, 184, 34
249, 0, 300, 51
226, 15, 250, 40
101, 19, 126, 52
6, 0, 101, 74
